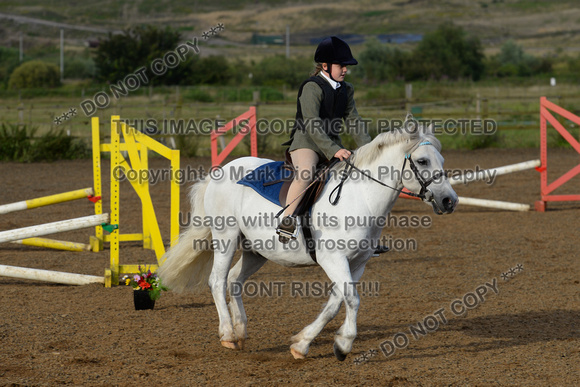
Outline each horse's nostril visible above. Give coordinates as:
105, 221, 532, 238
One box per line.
443, 197, 453, 211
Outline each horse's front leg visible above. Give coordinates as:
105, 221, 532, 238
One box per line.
291, 256, 369, 360
290, 283, 343, 359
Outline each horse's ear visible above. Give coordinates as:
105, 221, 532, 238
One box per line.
425, 123, 434, 135
404, 113, 418, 135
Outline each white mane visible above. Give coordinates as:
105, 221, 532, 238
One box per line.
353, 122, 441, 168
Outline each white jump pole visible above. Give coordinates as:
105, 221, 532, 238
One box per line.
0, 264, 104, 285
0, 213, 109, 244
459, 197, 530, 211
450, 159, 540, 186
0, 187, 94, 215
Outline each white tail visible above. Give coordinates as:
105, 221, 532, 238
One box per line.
158, 176, 214, 293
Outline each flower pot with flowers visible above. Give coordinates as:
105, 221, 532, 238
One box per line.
123, 266, 168, 310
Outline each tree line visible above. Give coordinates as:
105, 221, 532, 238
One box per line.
1, 23, 570, 90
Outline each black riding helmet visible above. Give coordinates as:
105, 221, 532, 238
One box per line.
315, 36, 358, 65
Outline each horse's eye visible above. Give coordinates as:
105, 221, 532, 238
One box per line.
417, 158, 429, 166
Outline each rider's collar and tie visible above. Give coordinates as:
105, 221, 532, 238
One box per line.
319, 71, 341, 90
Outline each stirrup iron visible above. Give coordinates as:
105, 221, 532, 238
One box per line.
276, 216, 298, 243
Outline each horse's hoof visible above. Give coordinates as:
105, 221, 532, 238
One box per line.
237, 339, 245, 350
333, 343, 347, 361
290, 347, 306, 360
221, 341, 238, 350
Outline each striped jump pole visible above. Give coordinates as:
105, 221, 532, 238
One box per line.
0, 264, 104, 285
0, 188, 94, 215
11, 237, 92, 252
0, 213, 109, 244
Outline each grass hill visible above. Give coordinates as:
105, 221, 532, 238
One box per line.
1, 0, 580, 60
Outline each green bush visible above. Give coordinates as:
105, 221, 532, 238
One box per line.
442, 130, 501, 150
243, 132, 277, 156
94, 25, 196, 86
462, 131, 501, 149
0, 47, 20, 87
174, 134, 200, 157
408, 23, 485, 81
0, 123, 33, 161
251, 55, 312, 88
362, 83, 405, 103
486, 40, 553, 78
216, 87, 252, 102
548, 125, 578, 148
218, 86, 284, 102
352, 24, 484, 82
566, 54, 580, 80
228, 58, 253, 86
32, 129, 90, 161
261, 87, 284, 101
8, 60, 61, 89
0, 124, 89, 162
188, 56, 232, 85
64, 57, 96, 79
183, 88, 214, 102
353, 39, 411, 83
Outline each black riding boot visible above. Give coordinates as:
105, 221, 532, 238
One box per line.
373, 245, 390, 256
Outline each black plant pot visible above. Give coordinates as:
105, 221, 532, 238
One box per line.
133, 290, 155, 310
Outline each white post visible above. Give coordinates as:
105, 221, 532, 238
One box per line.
405, 84, 412, 112
0, 214, 109, 244
405, 83, 413, 100
216, 115, 226, 151
458, 197, 530, 212
60, 29, 64, 82
286, 25, 290, 58
19, 33, 23, 62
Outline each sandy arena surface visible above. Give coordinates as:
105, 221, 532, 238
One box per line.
0, 148, 578, 385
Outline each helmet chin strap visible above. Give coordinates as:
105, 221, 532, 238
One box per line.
324, 63, 337, 82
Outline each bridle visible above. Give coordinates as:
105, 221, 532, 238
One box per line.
404, 141, 446, 202
329, 141, 445, 208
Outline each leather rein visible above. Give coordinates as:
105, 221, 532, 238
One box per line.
329, 141, 445, 206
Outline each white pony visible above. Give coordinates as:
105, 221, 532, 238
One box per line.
158, 121, 458, 361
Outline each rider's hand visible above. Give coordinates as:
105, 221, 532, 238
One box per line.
334, 149, 351, 161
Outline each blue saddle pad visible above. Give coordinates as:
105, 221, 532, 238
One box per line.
237, 161, 293, 207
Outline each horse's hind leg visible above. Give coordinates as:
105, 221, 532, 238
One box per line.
227, 249, 267, 350
208, 232, 239, 350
